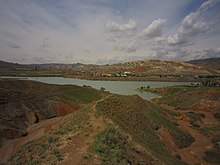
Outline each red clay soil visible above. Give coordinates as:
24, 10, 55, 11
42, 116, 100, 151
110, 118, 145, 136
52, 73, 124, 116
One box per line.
0, 117, 62, 164
162, 104, 218, 165
177, 114, 213, 165
55, 101, 78, 116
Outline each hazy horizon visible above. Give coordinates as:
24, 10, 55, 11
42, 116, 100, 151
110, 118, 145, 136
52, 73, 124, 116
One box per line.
1, 0, 220, 65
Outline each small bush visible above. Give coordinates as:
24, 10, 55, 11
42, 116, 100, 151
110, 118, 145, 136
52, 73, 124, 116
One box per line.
53, 149, 63, 161
47, 136, 58, 143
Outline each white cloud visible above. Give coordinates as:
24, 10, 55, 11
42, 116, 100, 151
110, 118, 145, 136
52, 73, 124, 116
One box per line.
199, 0, 219, 12
0, 0, 220, 64
178, 13, 213, 36
185, 48, 220, 60
115, 40, 138, 53
105, 20, 137, 33
138, 18, 166, 39
166, 0, 219, 46
7, 42, 21, 49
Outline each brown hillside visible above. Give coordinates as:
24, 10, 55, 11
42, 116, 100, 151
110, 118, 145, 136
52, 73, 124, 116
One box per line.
0, 79, 102, 144
99, 59, 211, 75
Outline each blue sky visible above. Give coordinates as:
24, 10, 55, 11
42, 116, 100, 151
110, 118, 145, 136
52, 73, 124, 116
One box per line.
0, 0, 220, 64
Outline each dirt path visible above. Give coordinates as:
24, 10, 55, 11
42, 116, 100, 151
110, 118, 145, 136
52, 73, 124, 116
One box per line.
177, 115, 213, 165
59, 98, 108, 165
162, 104, 215, 165
0, 94, 111, 164
0, 117, 62, 164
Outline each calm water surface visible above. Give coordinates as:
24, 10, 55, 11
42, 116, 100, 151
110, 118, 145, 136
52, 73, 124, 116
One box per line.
18, 77, 191, 99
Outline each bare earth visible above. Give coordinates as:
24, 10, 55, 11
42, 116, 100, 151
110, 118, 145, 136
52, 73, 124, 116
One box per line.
0, 117, 62, 163
59, 103, 107, 165
162, 104, 220, 165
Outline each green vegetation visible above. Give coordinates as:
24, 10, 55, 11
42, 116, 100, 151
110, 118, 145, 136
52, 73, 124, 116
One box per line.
199, 126, 220, 134
8, 107, 92, 165
53, 148, 64, 161
61, 86, 101, 103
91, 125, 158, 165
186, 112, 204, 122
47, 136, 58, 143
158, 87, 198, 108
157, 86, 220, 110
100, 87, 105, 92
0, 79, 102, 143
214, 112, 220, 120
203, 150, 220, 164
185, 112, 204, 128
212, 134, 220, 149
96, 94, 189, 165
92, 126, 123, 164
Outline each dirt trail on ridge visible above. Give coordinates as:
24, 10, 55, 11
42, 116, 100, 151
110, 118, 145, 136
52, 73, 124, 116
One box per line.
59, 97, 109, 165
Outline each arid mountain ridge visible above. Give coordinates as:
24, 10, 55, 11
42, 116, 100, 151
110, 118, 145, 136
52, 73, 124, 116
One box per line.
0, 58, 220, 75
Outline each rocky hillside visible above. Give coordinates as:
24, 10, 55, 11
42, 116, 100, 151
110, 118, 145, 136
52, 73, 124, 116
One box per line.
1, 80, 219, 165
0, 79, 102, 144
186, 58, 220, 72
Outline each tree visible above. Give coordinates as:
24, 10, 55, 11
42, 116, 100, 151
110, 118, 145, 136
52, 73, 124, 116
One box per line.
100, 87, 105, 92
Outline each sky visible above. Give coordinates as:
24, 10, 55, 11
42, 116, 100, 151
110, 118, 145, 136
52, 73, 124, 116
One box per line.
0, 0, 220, 64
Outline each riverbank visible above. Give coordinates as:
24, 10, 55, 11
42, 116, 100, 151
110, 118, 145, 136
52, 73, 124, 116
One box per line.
67, 75, 201, 82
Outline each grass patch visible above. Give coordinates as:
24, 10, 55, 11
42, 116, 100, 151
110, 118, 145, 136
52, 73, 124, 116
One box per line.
186, 112, 204, 122
54, 129, 66, 135
203, 150, 220, 164
186, 112, 204, 128
92, 125, 158, 164
9, 106, 92, 165
53, 148, 63, 161
96, 94, 188, 165
92, 126, 125, 164
47, 136, 58, 143
214, 112, 220, 120
199, 126, 220, 135
157, 86, 220, 109
61, 86, 102, 103
212, 134, 220, 149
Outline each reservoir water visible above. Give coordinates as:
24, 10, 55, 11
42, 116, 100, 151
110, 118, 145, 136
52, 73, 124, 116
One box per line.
5, 77, 191, 99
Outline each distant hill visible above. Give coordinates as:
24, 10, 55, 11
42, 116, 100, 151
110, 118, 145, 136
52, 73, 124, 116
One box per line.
98, 59, 211, 75
0, 60, 31, 70
0, 59, 215, 76
186, 58, 220, 71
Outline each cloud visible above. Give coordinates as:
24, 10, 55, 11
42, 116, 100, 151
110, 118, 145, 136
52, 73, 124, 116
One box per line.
179, 13, 213, 36
105, 20, 137, 33
185, 48, 220, 60
139, 18, 166, 39
39, 43, 50, 48
7, 42, 20, 49
0, 0, 220, 64
106, 37, 116, 42
166, 33, 190, 46
167, 0, 219, 46
115, 40, 138, 53
199, 0, 219, 12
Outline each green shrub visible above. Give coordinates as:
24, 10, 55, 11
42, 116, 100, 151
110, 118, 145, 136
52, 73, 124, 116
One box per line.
47, 136, 58, 143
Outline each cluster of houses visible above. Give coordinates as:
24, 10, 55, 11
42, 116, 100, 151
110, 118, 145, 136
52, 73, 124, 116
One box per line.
191, 80, 220, 87
101, 71, 131, 77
